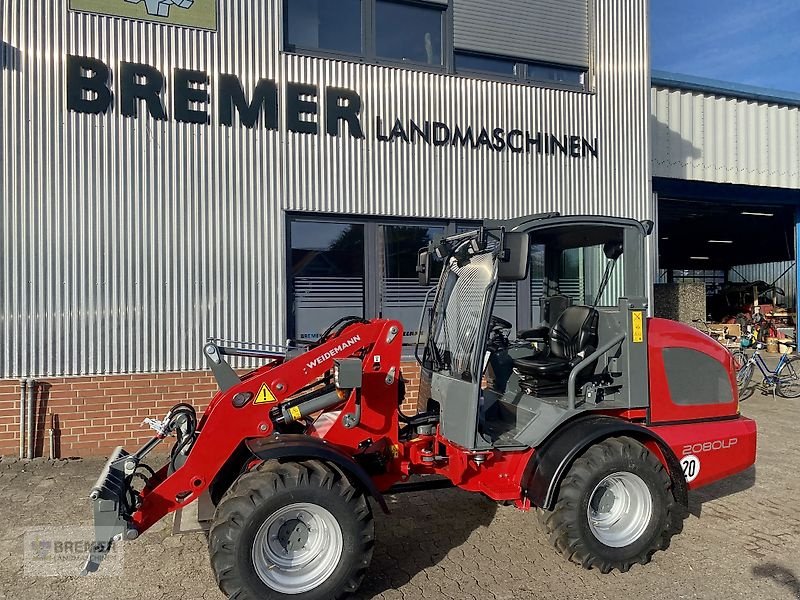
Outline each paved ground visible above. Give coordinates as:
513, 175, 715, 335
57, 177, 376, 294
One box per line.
1, 391, 799, 600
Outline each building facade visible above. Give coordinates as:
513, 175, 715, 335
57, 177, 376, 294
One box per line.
1, 0, 651, 456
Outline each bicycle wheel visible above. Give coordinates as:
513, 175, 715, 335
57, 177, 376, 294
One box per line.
776, 356, 800, 398
736, 357, 755, 401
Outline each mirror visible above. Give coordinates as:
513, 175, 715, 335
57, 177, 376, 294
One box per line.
416, 248, 431, 286
498, 231, 530, 281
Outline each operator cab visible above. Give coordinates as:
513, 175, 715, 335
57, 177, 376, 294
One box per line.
416, 214, 651, 451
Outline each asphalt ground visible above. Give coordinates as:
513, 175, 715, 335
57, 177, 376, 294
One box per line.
1, 374, 798, 600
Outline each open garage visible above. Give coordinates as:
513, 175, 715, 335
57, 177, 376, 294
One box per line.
652, 74, 800, 345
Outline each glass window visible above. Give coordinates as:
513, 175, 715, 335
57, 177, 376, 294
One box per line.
558, 244, 624, 307
290, 221, 365, 341
454, 52, 517, 77
375, 0, 443, 65
380, 224, 445, 345
527, 63, 585, 87
285, 0, 363, 55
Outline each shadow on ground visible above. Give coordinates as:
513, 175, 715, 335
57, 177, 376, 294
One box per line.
688, 466, 757, 517
752, 563, 800, 599
354, 487, 497, 598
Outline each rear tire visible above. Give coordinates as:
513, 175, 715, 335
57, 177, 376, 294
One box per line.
208, 460, 374, 600
776, 356, 800, 398
537, 436, 684, 573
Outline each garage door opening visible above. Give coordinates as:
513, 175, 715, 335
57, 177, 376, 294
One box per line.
656, 193, 797, 344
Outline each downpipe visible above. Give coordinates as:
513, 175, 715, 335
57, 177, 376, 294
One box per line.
19, 379, 26, 459
26, 379, 36, 459
48, 412, 56, 460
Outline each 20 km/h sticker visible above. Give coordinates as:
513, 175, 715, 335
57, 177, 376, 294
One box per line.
680, 454, 701, 483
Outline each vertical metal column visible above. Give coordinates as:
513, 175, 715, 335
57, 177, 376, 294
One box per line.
795, 207, 800, 342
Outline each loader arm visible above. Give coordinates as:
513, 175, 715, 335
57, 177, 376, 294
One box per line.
83, 319, 404, 573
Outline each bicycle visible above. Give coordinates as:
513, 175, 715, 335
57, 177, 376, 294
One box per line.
734, 338, 800, 400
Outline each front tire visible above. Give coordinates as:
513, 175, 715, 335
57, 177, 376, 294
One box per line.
537, 436, 684, 573
208, 460, 374, 600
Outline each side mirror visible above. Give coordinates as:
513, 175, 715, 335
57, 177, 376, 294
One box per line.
417, 249, 431, 286
498, 231, 530, 281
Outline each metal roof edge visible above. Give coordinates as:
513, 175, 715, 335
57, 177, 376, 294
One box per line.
651, 70, 800, 108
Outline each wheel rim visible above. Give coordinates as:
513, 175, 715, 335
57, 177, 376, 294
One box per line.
587, 471, 653, 548
252, 502, 343, 594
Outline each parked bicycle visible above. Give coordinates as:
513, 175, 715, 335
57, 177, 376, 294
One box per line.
733, 338, 800, 400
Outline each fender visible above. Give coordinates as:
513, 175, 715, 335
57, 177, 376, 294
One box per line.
523, 415, 688, 510
245, 434, 389, 514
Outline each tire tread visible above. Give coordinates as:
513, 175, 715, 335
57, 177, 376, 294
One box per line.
208, 459, 374, 600
536, 436, 685, 574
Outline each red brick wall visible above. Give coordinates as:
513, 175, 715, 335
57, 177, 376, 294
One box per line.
0, 360, 422, 458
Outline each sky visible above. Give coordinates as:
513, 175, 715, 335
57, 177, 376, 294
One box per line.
650, 0, 800, 92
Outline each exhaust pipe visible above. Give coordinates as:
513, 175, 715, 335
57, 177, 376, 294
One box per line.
26, 379, 36, 459
19, 378, 27, 459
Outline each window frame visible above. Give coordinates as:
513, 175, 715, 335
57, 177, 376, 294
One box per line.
282, 0, 452, 74
286, 212, 475, 351
281, 0, 593, 93
454, 50, 588, 93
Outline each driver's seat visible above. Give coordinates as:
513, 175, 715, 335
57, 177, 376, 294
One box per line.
513, 305, 599, 393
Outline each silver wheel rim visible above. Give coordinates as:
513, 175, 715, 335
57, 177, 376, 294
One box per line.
587, 471, 653, 548
252, 502, 343, 594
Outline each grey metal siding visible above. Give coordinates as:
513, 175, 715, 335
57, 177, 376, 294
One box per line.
652, 84, 800, 187
453, 0, 590, 68
1, 0, 650, 378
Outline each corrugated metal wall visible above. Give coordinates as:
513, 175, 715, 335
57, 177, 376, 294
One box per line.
1, 0, 651, 378
652, 84, 800, 187
729, 261, 797, 309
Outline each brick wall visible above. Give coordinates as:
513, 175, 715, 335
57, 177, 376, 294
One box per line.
0, 360, 422, 458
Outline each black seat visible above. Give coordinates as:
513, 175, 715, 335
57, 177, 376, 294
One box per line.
513, 306, 599, 384
518, 294, 573, 340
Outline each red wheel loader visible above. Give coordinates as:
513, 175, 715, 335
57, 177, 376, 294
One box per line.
82, 214, 756, 599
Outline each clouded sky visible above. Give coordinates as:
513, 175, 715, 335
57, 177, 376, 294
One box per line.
650, 0, 800, 92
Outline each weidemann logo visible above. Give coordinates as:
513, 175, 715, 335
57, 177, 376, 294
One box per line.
306, 335, 362, 370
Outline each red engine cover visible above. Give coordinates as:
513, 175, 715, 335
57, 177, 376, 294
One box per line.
647, 318, 740, 423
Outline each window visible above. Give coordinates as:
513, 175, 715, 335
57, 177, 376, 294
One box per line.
284, 0, 446, 67
454, 51, 517, 77
527, 63, 585, 88
376, 1, 443, 65
290, 221, 365, 341
285, 0, 363, 55
288, 215, 469, 349
455, 51, 587, 90
283, 0, 592, 91
381, 224, 445, 342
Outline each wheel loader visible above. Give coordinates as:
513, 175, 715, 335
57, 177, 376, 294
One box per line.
82, 213, 757, 599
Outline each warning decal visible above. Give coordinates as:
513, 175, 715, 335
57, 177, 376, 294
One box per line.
253, 384, 277, 404
632, 311, 644, 343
